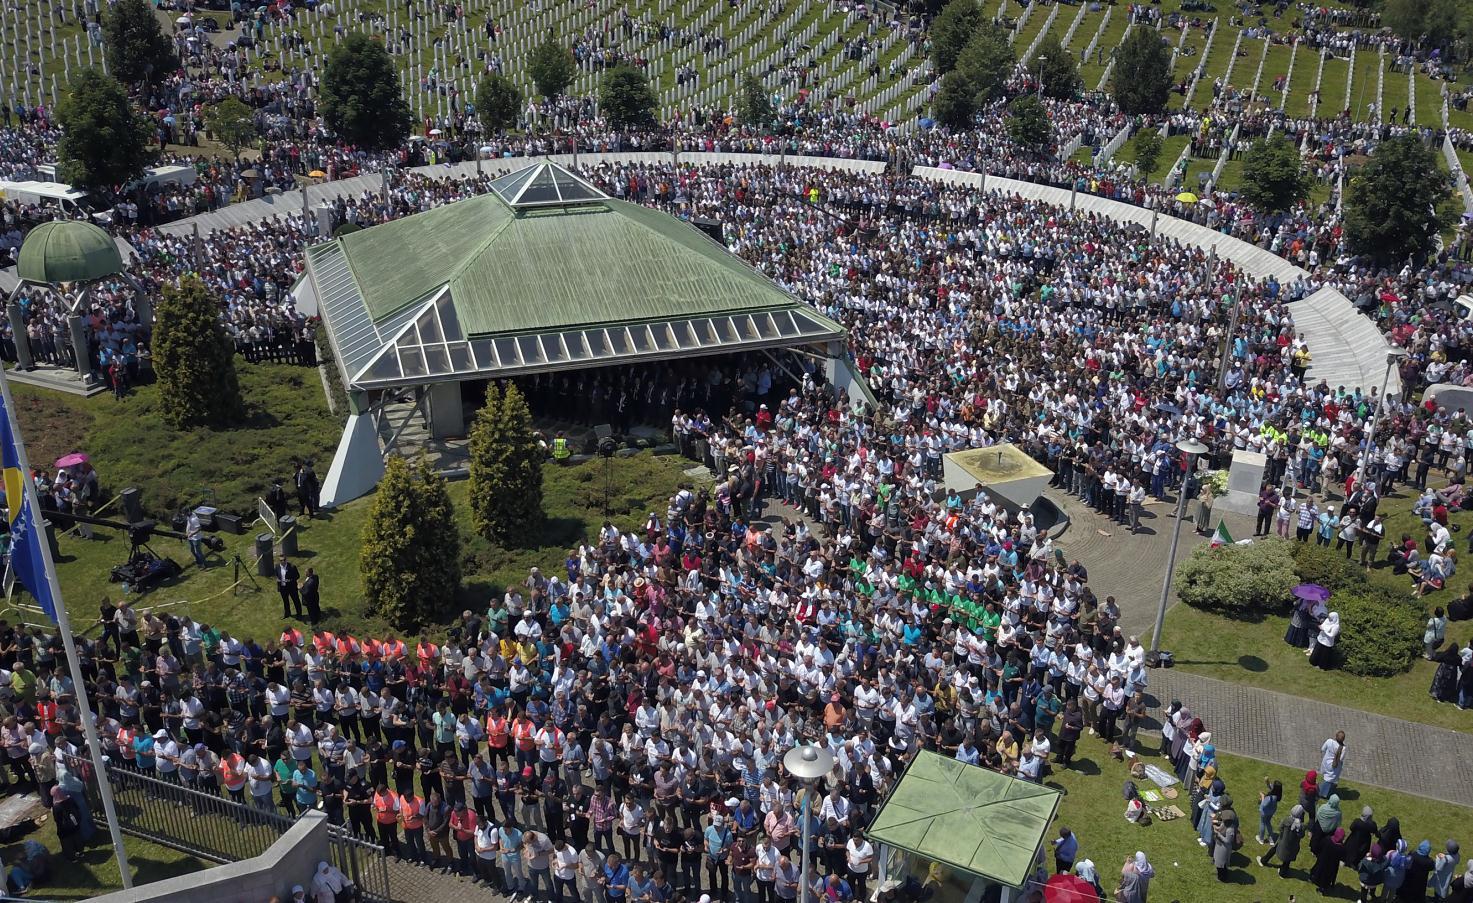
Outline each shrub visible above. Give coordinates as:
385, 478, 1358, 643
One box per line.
1290, 542, 1369, 594
360, 456, 462, 631
1175, 540, 1298, 615
1333, 587, 1424, 677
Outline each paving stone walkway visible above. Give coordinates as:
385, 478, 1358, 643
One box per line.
1045, 489, 1473, 807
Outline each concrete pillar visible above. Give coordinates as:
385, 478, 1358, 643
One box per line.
427, 381, 464, 438
7, 299, 33, 370
67, 312, 90, 382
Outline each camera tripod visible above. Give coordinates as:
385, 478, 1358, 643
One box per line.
232, 553, 260, 594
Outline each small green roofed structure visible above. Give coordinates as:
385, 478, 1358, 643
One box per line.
16, 220, 124, 284
304, 160, 857, 508
867, 750, 1062, 896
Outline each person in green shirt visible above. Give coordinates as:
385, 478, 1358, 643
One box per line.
10, 665, 37, 705
275, 751, 298, 816
199, 624, 222, 661
980, 606, 1002, 644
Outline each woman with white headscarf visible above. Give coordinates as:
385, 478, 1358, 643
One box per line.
1117, 851, 1154, 903
311, 860, 351, 903
1309, 611, 1341, 669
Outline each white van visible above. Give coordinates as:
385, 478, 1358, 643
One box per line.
0, 179, 102, 219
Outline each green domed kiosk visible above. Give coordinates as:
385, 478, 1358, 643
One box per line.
16, 220, 124, 284
6, 220, 143, 394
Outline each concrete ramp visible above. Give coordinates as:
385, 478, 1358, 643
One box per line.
1289, 286, 1399, 394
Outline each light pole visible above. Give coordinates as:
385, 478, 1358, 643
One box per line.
1352, 347, 1409, 494
1035, 55, 1048, 97
784, 743, 835, 903
1149, 438, 1208, 660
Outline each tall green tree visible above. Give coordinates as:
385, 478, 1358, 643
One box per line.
1384, 0, 1472, 56
1005, 94, 1050, 150
528, 34, 576, 99
955, 20, 1016, 106
152, 276, 245, 430
1239, 134, 1311, 212
360, 455, 462, 631
103, 0, 176, 86
599, 63, 657, 128
476, 72, 522, 135
737, 74, 775, 127
321, 33, 411, 151
1345, 135, 1454, 266
930, 0, 984, 75
204, 96, 257, 161
1131, 128, 1164, 178
56, 68, 153, 195
468, 383, 545, 546
1032, 35, 1082, 99
1111, 27, 1173, 115
931, 70, 977, 130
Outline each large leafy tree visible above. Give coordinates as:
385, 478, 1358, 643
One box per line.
360, 456, 462, 631
737, 74, 775, 128
476, 72, 522, 135
1384, 0, 1472, 57
1111, 27, 1173, 115
321, 33, 411, 151
57, 68, 153, 194
931, 70, 976, 130
152, 276, 245, 429
103, 0, 176, 86
1032, 35, 1082, 99
955, 20, 1016, 107
528, 34, 576, 99
930, 0, 984, 75
599, 63, 657, 128
468, 383, 545, 545
205, 96, 257, 161
1005, 94, 1050, 150
1344, 135, 1454, 266
1239, 134, 1311, 212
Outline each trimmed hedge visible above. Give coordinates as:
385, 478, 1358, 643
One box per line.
1175, 540, 1299, 614
1290, 542, 1369, 593
1287, 543, 1422, 677
1333, 586, 1424, 677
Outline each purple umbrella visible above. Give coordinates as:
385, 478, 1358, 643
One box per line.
1292, 583, 1330, 603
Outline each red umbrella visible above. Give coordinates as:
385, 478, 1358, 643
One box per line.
1044, 873, 1100, 903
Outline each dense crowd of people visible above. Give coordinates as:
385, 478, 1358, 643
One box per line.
6, 0, 1473, 899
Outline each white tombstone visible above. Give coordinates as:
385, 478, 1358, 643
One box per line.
1215, 449, 1267, 517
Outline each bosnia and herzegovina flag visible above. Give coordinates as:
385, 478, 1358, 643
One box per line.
0, 380, 58, 622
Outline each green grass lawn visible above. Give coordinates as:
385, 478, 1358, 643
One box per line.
1319, 56, 1351, 118
12, 358, 694, 644
1282, 50, 1321, 118
1212, 157, 1245, 194
1261, 42, 1293, 109
1154, 473, 1473, 733
1350, 50, 1382, 121
1047, 732, 1472, 903
11, 362, 342, 520
1080, 13, 1130, 91
45, 448, 695, 645
1383, 67, 1411, 120
1450, 104, 1473, 134
1143, 134, 1191, 185
2, 818, 208, 899
1159, 600, 1467, 732
1415, 71, 1450, 128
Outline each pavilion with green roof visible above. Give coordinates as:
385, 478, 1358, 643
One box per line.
867, 750, 1063, 901
305, 161, 850, 506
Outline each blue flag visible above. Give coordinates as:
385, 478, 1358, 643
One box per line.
0, 384, 58, 622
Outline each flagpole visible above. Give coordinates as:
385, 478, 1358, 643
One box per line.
0, 366, 133, 889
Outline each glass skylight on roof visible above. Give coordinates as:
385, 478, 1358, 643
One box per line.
489, 162, 610, 209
